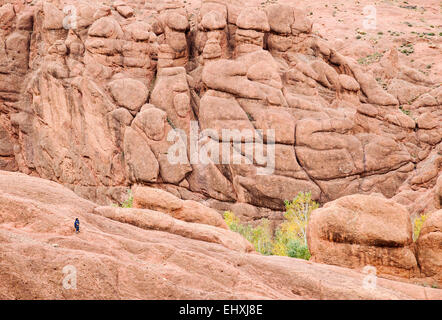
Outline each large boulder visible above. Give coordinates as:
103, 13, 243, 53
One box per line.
264, 4, 293, 34
108, 78, 149, 112
88, 16, 124, 38
435, 175, 442, 209
133, 185, 184, 212
307, 194, 419, 278
416, 210, 442, 285
236, 7, 269, 32
133, 186, 227, 229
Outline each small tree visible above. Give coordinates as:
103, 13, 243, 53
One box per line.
273, 192, 319, 258
224, 192, 319, 260
283, 192, 319, 247
413, 214, 427, 241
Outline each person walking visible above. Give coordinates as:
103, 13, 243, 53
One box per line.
74, 218, 80, 233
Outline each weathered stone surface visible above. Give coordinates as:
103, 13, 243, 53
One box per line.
2, 171, 441, 300
116, 5, 134, 18
42, 2, 64, 30
132, 106, 167, 141
0, 0, 441, 295
175, 200, 228, 229
123, 127, 159, 183
201, 10, 226, 30
416, 209, 442, 285
109, 78, 149, 112
133, 185, 184, 212
436, 175, 442, 209
265, 4, 293, 34
307, 195, 419, 278
7, 0, 425, 211
133, 185, 227, 229
236, 7, 270, 32
0, 3, 15, 29
88, 16, 124, 38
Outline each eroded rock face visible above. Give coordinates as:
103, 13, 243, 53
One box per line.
0, 1, 440, 224
307, 194, 419, 278
0, 0, 441, 297
2, 171, 442, 299
132, 185, 227, 229
416, 210, 442, 284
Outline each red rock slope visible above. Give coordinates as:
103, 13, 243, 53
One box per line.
1, 170, 441, 299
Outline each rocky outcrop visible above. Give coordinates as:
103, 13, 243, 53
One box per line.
2, 170, 442, 299
132, 185, 227, 229
0, 0, 440, 226
392, 147, 441, 216
416, 210, 442, 284
308, 194, 442, 286
92, 206, 249, 252
307, 194, 419, 278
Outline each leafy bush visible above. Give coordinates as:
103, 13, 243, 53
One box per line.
287, 239, 311, 260
413, 214, 427, 241
223, 211, 273, 255
224, 192, 319, 260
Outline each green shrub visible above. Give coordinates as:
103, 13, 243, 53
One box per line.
223, 211, 273, 255
287, 239, 311, 260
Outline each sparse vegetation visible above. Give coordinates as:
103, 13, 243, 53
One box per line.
400, 5, 417, 10
410, 31, 437, 40
224, 192, 319, 260
246, 112, 255, 122
376, 77, 388, 90
413, 214, 427, 241
399, 105, 411, 116
223, 211, 273, 255
358, 52, 384, 65
259, 0, 278, 8
167, 117, 176, 129
398, 43, 414, 55
121, 190, 134, 208
388, 30, 403, 37
113, 189, 133, 208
